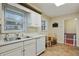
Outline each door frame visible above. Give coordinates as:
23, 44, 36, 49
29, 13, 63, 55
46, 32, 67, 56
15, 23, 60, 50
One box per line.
64, 19, 77, 47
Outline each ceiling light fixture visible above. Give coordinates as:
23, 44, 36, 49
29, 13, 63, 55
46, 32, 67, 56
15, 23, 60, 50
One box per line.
74, 18, 78, 21
55, 3, 65, 6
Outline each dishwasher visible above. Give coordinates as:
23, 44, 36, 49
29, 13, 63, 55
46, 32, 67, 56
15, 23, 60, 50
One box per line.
36, 36, 45, 55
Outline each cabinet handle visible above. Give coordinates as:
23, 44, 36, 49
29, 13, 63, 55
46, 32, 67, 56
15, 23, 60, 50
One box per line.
23, 49, 25, 56
23, 49, 25, 52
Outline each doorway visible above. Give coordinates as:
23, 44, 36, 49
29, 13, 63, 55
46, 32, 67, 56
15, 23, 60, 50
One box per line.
64, 18, 77, 46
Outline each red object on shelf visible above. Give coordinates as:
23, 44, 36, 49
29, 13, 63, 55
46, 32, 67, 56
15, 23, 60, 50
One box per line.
64, 33, 76, 46
66, 39, 73, 44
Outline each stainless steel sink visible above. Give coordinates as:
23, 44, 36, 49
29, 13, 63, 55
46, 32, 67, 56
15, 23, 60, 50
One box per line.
16, 37, 21, 40
26, 36, 31, 38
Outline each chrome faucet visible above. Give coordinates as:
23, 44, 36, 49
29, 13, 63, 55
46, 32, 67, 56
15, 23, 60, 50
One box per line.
16, 34, 21, 40
4, 33, 9, 41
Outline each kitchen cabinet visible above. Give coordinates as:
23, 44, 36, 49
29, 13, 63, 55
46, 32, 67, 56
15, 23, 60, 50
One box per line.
0, 36, 45, 56
0, 41, 23, 56
36, 36, 45, 55
0, 42, 23, 54
28, 11, 41, 27
24, 39, 36, 56
0, 47, 23, 56
0, 39, 36, 56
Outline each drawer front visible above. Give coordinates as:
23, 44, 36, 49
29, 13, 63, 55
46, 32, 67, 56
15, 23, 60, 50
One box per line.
0, 42, 23, 54
24, 39, 36, 45
24, 43, 36, 56
0, 47, 23, 56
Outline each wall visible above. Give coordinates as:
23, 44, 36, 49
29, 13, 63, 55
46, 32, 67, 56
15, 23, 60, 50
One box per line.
50, 13, 79, 45
0, 3, 51, 42
27, 27, 39, 33
64, 19, 76, 33
41, 14, 51, 36
0, 3, 39, 41
49, 19, 64, 43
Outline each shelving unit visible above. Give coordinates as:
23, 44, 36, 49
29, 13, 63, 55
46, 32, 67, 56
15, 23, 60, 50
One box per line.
64, 33, 76, 46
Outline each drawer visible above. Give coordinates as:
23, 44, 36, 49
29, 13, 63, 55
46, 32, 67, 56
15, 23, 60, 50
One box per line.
0, 47, 23, 56
24, 39, 36, 45
0, 42, 23, 54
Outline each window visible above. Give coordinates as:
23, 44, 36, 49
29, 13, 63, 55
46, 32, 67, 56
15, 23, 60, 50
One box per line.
5, 9, 24, 30
3, 4, 26, 32
41, 20, 47, 31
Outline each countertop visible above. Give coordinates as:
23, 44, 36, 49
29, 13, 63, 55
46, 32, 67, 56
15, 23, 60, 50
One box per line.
0, 34, 45, 47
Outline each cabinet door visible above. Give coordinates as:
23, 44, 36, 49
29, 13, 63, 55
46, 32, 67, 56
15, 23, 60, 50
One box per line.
24, 40, 36, 56
29, 12, 36, 27
36, 36, 45, 55
35, 13, 41, 27
0, 47, 23, 56
0, 42, 23, 54
29, 11, 41, 27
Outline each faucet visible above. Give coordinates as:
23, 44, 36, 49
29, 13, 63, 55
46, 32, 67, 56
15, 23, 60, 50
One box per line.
16, 34, 21, 40
4, 33, 9, 41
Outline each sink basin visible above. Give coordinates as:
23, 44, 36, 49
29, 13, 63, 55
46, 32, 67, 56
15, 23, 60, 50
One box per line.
16, 37, 21, 40
26, 36, 31, 38
4, 38, 16, 42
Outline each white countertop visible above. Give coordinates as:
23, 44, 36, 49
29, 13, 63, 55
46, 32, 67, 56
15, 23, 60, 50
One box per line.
0, 34, 45, 46
31, 34, 45, 38
0, 38, 32, 46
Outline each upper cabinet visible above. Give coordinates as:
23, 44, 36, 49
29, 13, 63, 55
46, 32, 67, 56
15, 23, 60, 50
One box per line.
1, 4, 29, 33
28, 11, 41, 27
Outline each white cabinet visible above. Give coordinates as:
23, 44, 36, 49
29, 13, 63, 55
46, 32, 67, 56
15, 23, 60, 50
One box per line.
0, 36, 45, 56
36, 36, 45, 55
0, 39, 36, 56
28, 11, 41, 27
0, 42, 23, 54
0, 42, 23, 56
24, 39, 36, 56
0, 47, 23, 56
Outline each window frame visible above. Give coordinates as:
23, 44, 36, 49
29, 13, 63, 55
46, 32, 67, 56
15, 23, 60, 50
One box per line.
1, 4, 26, 33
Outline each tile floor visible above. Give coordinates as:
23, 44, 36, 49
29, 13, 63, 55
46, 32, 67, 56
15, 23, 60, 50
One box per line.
41, 44, 79, 56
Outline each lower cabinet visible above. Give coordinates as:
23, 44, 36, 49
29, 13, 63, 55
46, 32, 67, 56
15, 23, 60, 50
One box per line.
0, 39, 36, 56
24, 39, 36, 56
0, 36, 45, 56
0, 41, 23, 56
0, 47, 23, 56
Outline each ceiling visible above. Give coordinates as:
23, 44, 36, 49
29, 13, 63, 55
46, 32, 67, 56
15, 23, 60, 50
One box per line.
30, 3, 79, 17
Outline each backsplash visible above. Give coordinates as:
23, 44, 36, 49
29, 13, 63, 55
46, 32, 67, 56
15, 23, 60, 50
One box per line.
27, 27, 39, 33
0, 33, 18, 42
0, 32, 41, 42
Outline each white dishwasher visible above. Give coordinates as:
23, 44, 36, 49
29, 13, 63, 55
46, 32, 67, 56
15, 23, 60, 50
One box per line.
36, 36, 45, 55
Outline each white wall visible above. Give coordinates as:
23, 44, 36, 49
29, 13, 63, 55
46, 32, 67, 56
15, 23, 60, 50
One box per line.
49, 19, 64, 43
64, 19, 76, 33
41, 15, 51, 36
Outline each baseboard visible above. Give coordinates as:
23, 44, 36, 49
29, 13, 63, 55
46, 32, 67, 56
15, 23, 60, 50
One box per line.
76, 44, 79, 47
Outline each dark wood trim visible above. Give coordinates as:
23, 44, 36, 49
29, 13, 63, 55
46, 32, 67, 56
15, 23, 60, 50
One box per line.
18, 3, 42, 14
37, 51, 45, 56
